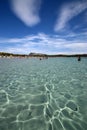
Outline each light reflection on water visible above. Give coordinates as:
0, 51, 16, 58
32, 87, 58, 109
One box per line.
0, 57, 87, 130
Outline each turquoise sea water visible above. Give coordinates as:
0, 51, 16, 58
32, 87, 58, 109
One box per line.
0, 57, 87, 130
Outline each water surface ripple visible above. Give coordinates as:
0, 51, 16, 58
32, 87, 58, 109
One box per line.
0, 58, 87, 130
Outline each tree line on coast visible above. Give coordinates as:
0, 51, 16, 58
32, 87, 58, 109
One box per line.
0, 52, 87, 58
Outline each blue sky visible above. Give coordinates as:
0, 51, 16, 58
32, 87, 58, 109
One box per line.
0, 0, 87, 54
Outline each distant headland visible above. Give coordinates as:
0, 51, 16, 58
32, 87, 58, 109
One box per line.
0, 52, 87, 58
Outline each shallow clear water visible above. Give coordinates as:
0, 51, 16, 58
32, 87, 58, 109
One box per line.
0, 57, 87, 130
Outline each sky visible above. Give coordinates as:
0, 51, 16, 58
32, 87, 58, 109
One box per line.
0, 0, 87, 54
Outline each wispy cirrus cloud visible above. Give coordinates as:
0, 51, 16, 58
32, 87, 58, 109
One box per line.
54, 1, 87, 31
10, 0, 41, 27
0, 33, 87, 54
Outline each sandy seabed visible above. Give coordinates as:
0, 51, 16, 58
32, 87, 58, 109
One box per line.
0, 58, 87, 130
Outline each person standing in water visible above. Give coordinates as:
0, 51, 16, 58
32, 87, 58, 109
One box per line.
78, 56, 81, 61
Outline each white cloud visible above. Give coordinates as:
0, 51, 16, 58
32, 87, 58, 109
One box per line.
0, 33, 87, 54
10, 0, 41, 26
54, 1, 87, 31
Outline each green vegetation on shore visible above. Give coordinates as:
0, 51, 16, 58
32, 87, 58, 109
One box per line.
0, 52, 87, 58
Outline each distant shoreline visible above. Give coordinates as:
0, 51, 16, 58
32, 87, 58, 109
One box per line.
0, 52, 87, 58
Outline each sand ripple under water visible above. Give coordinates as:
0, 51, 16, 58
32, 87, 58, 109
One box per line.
0, 58, 87, 130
